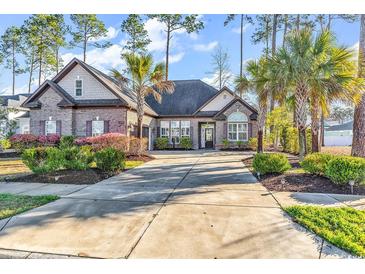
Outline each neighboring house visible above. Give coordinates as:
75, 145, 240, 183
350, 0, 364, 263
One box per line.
324, 120, 353, 146
0, 94, 32, 136
22, 58, 258, 150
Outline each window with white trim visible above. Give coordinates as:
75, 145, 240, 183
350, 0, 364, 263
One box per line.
181, 121, 190, 137
227, 111, 248, 141
46, 120, 57, 135
92, 120, 104, 136
160, 121, 169, 138
75, 79, 83, 96
171, 121, 180, 144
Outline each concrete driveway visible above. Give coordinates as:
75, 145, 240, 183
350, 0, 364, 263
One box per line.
0, 150, 351, 258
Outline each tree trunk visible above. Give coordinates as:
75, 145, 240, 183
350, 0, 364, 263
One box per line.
310, 96, 320, 152
295, 81, 309, 161
240, 14, 244, 77
257, 95, 268, 153
320, 113, 325, 147
352, 14, 365, 157
257, 130, 263, 153
12, 41, 15, 95
28, 49, 34, 93
165, 23, 171, 81
269, 14, 278, 134
55, 46, 59, 73
38, 56, 42, 86
283, 14, 288, 47
296, 14, 300, 31
327, 14, 332, 30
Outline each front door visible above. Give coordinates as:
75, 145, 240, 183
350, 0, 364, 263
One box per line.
205, 128, 214, 148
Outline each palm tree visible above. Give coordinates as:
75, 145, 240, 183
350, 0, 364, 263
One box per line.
114, 53, 175, 142
244, 58, 272, 152
352, 15, 365, 157
234, 74, 250, 98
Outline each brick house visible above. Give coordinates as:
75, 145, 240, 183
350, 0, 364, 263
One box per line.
22, 58, 258, 150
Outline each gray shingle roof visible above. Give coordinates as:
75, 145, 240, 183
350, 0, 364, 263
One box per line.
145, 80, 219, 116
0, 93, 32, 106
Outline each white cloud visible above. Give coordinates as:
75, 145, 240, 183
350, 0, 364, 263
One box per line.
61, 43, 125, 73
90, 26, 119, 42
193, 41, 218, 52
169, 52, 185, 64
232, 24, 250, 34
1, 84, 30, 95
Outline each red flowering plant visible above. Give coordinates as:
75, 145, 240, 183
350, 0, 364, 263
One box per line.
37, 134, 60, 146
88, 133, 129, 152
10, 134, 39, 152
74, 137, 92, 146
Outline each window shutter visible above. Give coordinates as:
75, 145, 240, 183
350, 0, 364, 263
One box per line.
40, 120, 46, 135
223, 122, 227, 138
190, 126, 193, 138
104, 120, 110, 133
86, 121, 92, 136
157, 127, 160, 137
56, 120, 62, 136
248, 123, 252, 138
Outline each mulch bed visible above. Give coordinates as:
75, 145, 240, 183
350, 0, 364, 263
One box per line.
242, 155, 365, 195
5, 154, 154, 185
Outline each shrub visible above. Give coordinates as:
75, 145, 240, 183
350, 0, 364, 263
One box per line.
155, 137, 169, 150
22, 147, 64, 174
88, 133, 129, 152
62, 145, 94, 170
301, 153, 335, 176
0, 139, 11, 150
74, 137, 91, 146
180, 137, 192, 150
236, 140, 244, 149
252, 153, 291, 175
59, 136, 75, 149
222, 139, 230, 149
325, 156, 365, 185
94, 147, 125, 173
10, 134, 39, 152
248, 138, 257, 151
281, 127, 299, 154
129, 137, 148, 155
37, 134, 60, 146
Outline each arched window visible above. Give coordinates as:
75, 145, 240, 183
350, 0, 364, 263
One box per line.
227, 111, 248, 141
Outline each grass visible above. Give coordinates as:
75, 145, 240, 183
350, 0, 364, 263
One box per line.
0, 159, 30, 177
285, 205, 365, 257
321, 146, 351, 156
0, 193, 59, 220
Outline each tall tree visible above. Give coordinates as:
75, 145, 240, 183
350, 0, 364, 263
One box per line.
352, 15, 365, 157
50, 15, 69, 73
147, 14, 204, 80
120, 53, 175, 143
208, 46, 231, 90
224, 14, 252, 77
252, 15, 272, 56
70, 14, 111, 62
0, 26, 24, 95
121, 14, 151, 54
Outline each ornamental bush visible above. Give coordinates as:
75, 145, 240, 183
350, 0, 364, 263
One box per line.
129, 137, 148, 155
10, 134, 39, 152
0, 139, 11, 150
22, 147, 64, 174
155, 137, 169, 150
94, 147, 125, 173
252, 153, 291, 175
325, 156, 365, 185
38, 134, 60, 146
180, 137, 192, 150
62, 145, 94, 170
300, 153, 335, 176
88, 133, 129, 152
59, 135, 76, 149
248, 137, 257, 151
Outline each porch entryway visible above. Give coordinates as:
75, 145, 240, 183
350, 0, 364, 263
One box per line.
199, 122, 215, 149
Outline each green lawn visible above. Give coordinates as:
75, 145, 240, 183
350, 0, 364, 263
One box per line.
0, 193, 59, 220
285, 205, 365, 257
125, 160, 144, 169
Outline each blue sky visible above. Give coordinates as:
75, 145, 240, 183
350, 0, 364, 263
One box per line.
0, 14, 361, 95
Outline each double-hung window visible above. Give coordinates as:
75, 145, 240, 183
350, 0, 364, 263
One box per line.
46, 120, 57, 135
92, 120, 104, 136
171, 121, 180, 144
160, 121, 169, 138
75, 79, 83, 96
227, 111, 248, 141
181, 121, 190, 137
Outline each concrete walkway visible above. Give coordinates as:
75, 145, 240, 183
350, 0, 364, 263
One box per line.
0, 151, 353, 258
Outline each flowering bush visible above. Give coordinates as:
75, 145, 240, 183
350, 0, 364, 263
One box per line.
74, 137, 91, 146
38, 134, 60, 145
10, 134, 39, 152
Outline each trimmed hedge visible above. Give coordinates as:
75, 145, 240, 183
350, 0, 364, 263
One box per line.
252, 153, 291, 175
325, 156, 365, 185
95, 147, 125, 173
180, 137, 192, 150
62, 145, 94, 170
155, 137, 169, 150
300, 153, 335, 175
22, 147, 64, 174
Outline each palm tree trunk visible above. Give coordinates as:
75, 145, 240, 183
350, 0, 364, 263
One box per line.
320, 112, 325, 147
352, 15, 365, 157
257, 97, 268, 153
12, 41, 15, 95
240, 14, 243, 77
165, 23, 171, 81
310, 96, 320, 152
295, 81, 309, 161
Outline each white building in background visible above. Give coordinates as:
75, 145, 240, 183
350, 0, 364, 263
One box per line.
324, 120, 353, 146
0, 94, 32, 136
